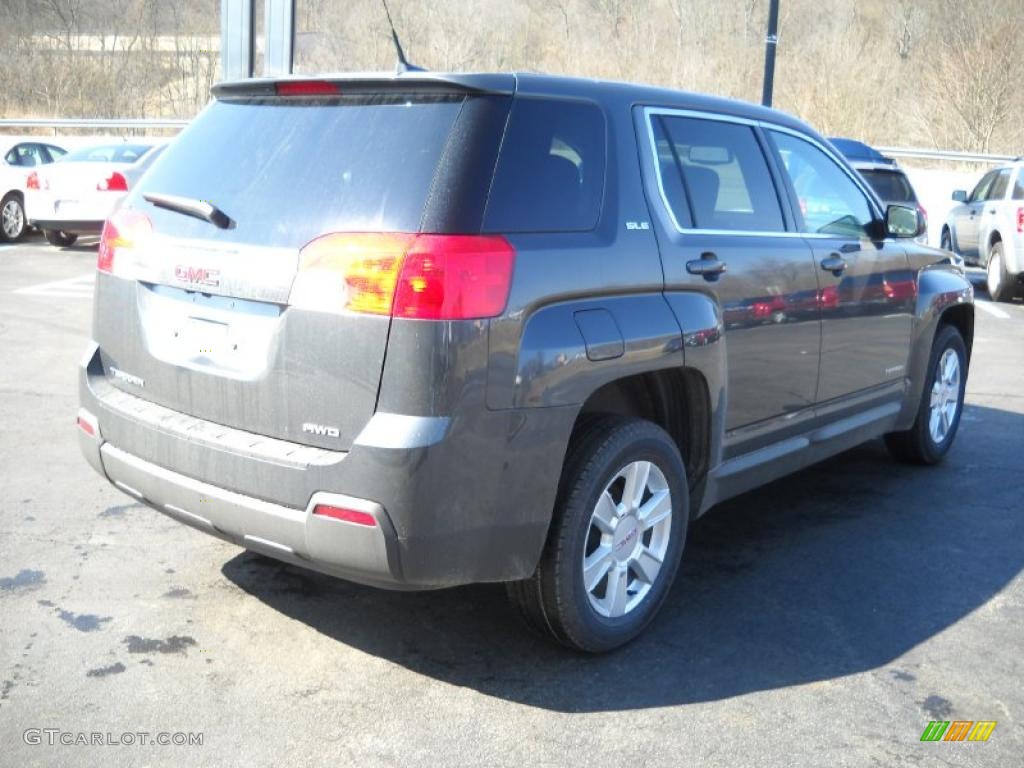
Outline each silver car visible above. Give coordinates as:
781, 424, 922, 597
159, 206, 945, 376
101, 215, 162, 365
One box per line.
943, 161, 1024, 301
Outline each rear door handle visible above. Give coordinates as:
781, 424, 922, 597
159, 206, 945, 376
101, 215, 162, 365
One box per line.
820, 254, 847, 276
686, 252, 727, 280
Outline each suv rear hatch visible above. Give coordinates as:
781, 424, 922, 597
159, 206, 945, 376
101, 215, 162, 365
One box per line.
93, 77, 513, 451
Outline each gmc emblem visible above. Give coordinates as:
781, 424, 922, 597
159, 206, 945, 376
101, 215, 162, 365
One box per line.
174, 265, 221, 287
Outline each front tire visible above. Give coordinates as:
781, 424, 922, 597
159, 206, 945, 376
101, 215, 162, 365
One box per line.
506, 416, 689, 652
986, 242, 1015, 302
43, 229, 78, 247
885, 324, 967, 465
940, 228, 953, 253
1, 193, 27, 242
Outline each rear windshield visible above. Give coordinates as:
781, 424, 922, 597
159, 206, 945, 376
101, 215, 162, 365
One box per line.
859, 169, 917, 203
64, 144, 152, 163
129, 94, 465, 247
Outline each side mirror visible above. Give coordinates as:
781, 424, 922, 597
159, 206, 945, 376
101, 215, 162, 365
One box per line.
886, 204, 926, 239
952, 189, 968, 203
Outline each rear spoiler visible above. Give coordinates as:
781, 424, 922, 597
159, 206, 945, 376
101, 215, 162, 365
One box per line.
213, 72, 516, 100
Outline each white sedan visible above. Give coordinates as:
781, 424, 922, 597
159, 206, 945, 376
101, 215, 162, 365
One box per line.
1, 138, 67, 242
25, 142, 163, 247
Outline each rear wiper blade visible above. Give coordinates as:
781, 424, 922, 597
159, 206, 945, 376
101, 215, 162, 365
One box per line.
143, 192, 234, 230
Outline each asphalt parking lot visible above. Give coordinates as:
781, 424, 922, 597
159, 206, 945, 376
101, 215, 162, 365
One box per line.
1, 235, 1021, 767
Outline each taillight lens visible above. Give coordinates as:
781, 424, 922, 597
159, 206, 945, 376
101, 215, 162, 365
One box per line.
26, 171, 39, 190
292, 233, 516, 320
1017, 207, 1023, 233
97, 209, 152, 274
97, 171, 128, 192
312, 504, 376, 527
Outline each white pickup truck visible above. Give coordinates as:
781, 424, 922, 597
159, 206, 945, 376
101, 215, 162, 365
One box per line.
943, 160, 1024, 302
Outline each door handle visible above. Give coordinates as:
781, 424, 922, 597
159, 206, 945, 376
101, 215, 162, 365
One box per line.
988, 209, 997, 214
686, 252, 727, 281
820, 254, 847, 276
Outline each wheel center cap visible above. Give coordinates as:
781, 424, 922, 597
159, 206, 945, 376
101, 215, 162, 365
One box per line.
611, 517, 640, 562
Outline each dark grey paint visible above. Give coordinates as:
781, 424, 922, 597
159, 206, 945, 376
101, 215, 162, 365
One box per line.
80, 71, 974, 589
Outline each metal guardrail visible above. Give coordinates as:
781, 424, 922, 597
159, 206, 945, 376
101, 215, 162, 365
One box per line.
876, 146, 1019, 165
0, 118, 189, 130
0, 119, 1019, 164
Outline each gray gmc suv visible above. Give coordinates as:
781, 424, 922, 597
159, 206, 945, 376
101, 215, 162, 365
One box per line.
78, 73, 974, 652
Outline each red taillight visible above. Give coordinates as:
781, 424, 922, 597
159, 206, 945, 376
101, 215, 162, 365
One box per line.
76, 415, 95, 437
1017, 207, 1023, 234
275, 80, 340, 96
312, 504, 376, 527
292, 233, 516, 320
26, 171, 39, 190
97, 171, 128, 192
97, 209, 152, 274
395, 235, 516, 319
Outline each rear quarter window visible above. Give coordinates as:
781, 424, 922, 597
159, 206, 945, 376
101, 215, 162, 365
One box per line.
483, 98, 606, 233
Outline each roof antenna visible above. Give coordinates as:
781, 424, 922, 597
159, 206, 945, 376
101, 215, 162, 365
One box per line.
381, 0, 424, 74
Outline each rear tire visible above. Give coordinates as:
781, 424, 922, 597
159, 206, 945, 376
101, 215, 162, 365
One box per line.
1, 193, 26, 242
885, 324, 967, 465
506, 416, 689, 652
986, 242, 1014, 302
44, 229, 78, 247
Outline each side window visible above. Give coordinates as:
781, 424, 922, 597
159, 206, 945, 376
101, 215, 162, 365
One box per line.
43, 144, 67, 163
483, 98, 605, 233
769, 131, 875, 238
1014, 171, 1024, 201
969, 171, 996, 203
5, 143, 43, 167
656, 115, 785, 232
987, 169, 1011, 201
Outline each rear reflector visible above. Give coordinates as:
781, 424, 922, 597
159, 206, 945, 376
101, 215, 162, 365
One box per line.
312, 504, 377, 527
275, 80, 340, 96
292, 233, 515, 320
97, 209, 152, 274
76, 415, 95, 437
97, 171, 128, 192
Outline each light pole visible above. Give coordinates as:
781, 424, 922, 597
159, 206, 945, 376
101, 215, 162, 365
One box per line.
761, 0, 780, 107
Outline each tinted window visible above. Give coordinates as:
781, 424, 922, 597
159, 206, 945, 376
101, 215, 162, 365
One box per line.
5, 143, 45, 167
1014, 171, 1024, 201
657, 116, 784, 232
859, 169, 916, 203
131, 94, 464, 247
969, 171, 997, 203
64, 144, 152, 163
484, 98, 605, 233
770, 131, 875, 238
43, 144, 67, 162
988, 169, 1011, 200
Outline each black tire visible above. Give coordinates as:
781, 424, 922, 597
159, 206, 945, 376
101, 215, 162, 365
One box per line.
1, 192, 27, 242
885, 324, 967, 465
506, 416, 689, 652
43, 229, 78, 247
986, 241, 1015, 302
940, 228, 953, 253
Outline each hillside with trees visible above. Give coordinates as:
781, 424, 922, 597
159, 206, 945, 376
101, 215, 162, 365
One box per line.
2, 0, 1021, 153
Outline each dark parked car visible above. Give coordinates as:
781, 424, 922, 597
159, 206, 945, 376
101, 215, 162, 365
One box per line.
78, 73, 974, 652
830, 137, 928, 244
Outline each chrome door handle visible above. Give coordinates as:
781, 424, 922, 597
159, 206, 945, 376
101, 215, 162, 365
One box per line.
686, 252, 727, 281
820, 254, 847, 276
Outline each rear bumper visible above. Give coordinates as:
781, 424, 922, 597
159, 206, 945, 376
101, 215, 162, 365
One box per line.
30, 218, 104, 234
79, 342, 576, 589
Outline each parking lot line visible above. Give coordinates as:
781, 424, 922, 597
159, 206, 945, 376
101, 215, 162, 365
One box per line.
13, 273, 95, 298
974, 300, 1011, 320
